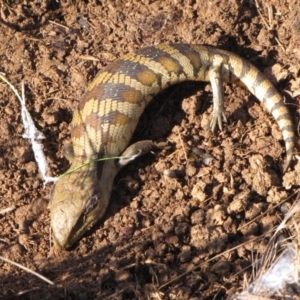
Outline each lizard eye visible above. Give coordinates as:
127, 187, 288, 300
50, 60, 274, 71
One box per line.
84, 195, 99, 215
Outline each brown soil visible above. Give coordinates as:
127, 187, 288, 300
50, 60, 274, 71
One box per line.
0, 1, 300, 299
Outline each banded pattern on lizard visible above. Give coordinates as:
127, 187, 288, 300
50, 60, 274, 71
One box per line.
50, 44, 295, 249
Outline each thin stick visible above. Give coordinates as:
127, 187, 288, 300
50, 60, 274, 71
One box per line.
49, 20, 69, 31
159, 233, 268, 290
178, 131, 188, 162
0, 206, 16, 215
254, 0, 285, 52
254, 0, 271, 30
0, 255, 54, 285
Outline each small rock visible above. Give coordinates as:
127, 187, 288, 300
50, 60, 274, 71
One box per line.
115, 270, 132, 282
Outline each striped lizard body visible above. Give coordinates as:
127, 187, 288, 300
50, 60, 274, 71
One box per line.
50, 44, 295, 249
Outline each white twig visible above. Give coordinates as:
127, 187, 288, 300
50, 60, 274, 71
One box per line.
235, 199, 300, 299
0, 73, 57, 185
249, 245, 297, 295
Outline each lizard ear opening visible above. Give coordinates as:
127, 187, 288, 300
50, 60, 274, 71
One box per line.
63, 141, 75, 161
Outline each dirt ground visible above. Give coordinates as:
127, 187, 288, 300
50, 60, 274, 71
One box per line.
0, 0, 300, 299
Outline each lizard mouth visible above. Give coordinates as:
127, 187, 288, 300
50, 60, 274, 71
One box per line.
50, 173, 109, 249
52, 212, 88, 249
50, 158, 117, 249
54, 195, 106, 249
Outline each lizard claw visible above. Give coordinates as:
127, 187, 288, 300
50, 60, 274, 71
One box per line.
210, 111, 227, 132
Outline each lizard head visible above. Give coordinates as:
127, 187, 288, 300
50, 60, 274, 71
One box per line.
50, 157, 116, 249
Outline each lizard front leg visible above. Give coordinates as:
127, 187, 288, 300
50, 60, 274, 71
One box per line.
209, 55, 228, 132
